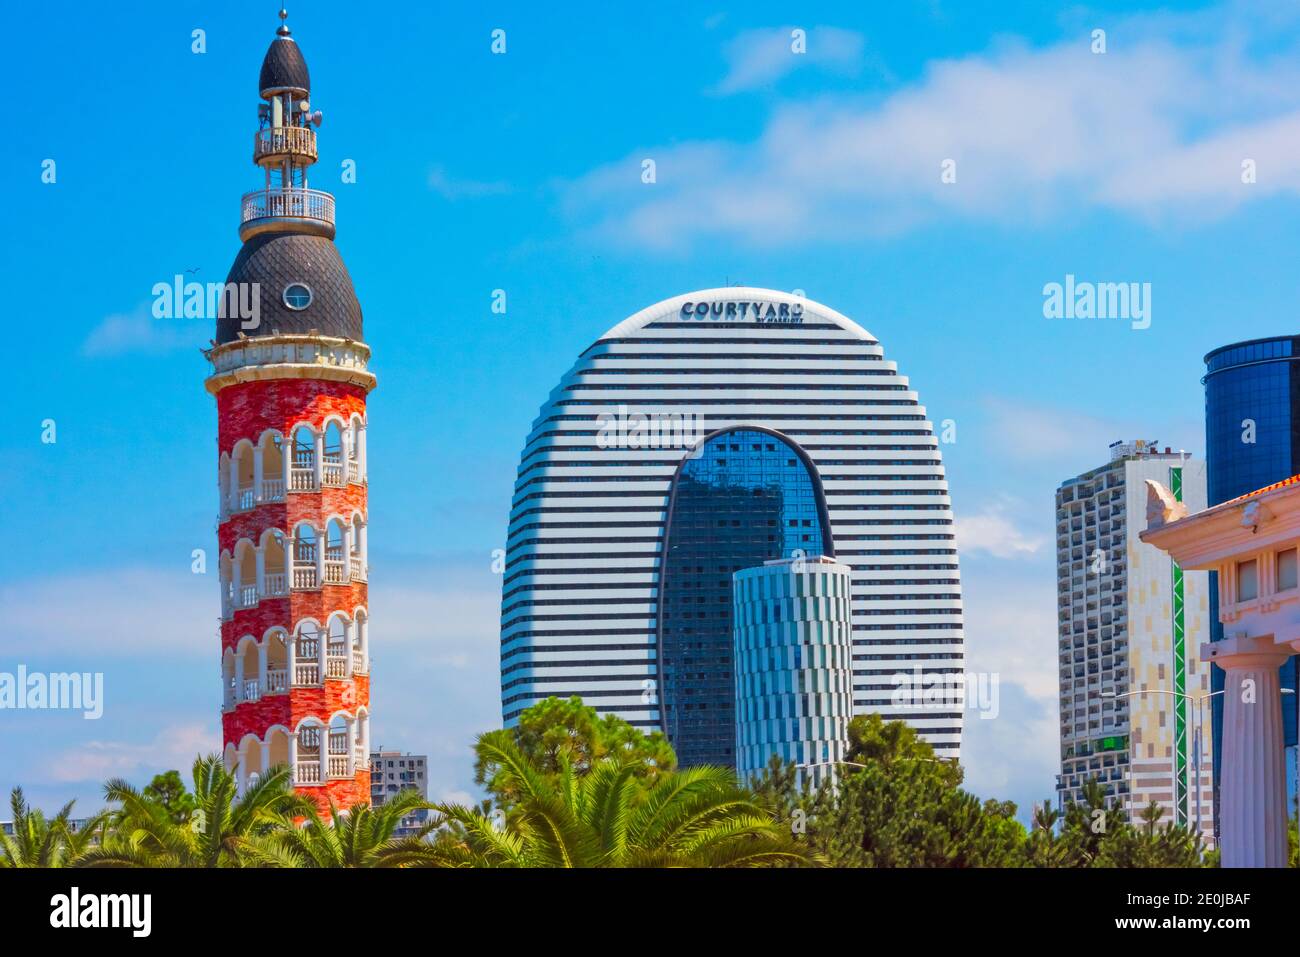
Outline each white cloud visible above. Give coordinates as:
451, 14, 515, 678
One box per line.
713, 26, 869, 95
955, 501, 1046, 558
561, 13, 1300, 251
427, 165, 512, 200
45, 723, 216, 784
958, 555, 1061, 816
82, 303, 200, 358
2, 566, 213, 659
981, 396, 1201, 467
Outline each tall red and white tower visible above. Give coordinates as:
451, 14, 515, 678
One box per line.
206, 8, 373, 811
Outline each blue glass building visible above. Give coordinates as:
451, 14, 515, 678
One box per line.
733, 556, 854, 789
1203, 336, 1300, 831
658, 427, 832, 767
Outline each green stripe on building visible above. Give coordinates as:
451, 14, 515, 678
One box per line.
1170, 466, 1188, 826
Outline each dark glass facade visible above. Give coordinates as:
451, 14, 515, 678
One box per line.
1203, 336, 1300, 831
657, 428, 832, 768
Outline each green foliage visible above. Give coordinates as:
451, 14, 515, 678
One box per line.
474, 696, 675, 806
142, 770, 197, 827
2, 703, 1225, 868
0, 788, 106, 868
438, 735, 817, 867
82, 754, 311, 868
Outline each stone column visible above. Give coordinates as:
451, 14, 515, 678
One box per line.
313, 429, 324, 489
253, 441, 264, 502
1204, 635, 1291, 867
287, 732, 298, 784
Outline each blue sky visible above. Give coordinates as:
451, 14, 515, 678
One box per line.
5, 0, 1300, 819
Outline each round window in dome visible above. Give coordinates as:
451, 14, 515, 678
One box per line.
283, 283, 313, 310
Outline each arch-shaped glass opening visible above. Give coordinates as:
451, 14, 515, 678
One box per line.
291, 426, 315, 491
323, 421, 344, 485
657, 427, 832, 769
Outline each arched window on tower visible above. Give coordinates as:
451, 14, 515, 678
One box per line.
263, 531, 287, 597
239, 638, 261, 703
350, 514, 366, 581
233, 540, 257, 609
353, 609, 368, 674
347, 416, 364, 483
327, 715, 352, 779
292, 523, 318, 589
322, 421, 344, 486
219, 552, 234, 619
232, 442, 256, 512
266, 630, 289, 694
221, 649, 236, 710
218, 453, 231, 518
294, 621, 321, 686
296, 721, 323, 785
324, 519, 346, 584
291, 426, 316, 491
260, 433, 286, 502
326, 614, 349, 679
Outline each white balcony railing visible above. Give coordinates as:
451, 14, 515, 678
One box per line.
294, 662, 320, 685
292, 566, 317, 589
322, 459, 344, 487
265, 668, 288, 694
253, 125, 318, 163
263, 572, 287, 597
326, 656, 348, 679
349, 557, 365, 581
238, 584, 258, 609
296, 760, 321, 785
351, 650, 365, 674
242, 678, 260, 703
240, 187, 335, 229
347, 460, 360, 484
261, 477, 285, 502
236, 486, 256, 511
324, 561, 347, 585
289, 467, 315, 491
327, 755, 351, 779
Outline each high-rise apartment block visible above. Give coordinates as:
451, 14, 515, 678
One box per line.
1055, 440, 1214, 841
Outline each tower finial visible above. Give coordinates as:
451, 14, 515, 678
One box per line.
277, 6, 291, 36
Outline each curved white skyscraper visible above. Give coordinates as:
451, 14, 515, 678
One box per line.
500, 288, 964, 762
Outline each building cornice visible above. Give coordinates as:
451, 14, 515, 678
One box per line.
205, 333, 376, 395
1140, 483, 1300, 569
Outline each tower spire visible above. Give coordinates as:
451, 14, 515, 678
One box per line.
277, 6, 291, 36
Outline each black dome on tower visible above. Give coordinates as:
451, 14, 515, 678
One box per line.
259, 28, 310, 97
218, 233, 362, 345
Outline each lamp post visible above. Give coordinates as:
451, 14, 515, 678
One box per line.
1100, 686, 1294, 839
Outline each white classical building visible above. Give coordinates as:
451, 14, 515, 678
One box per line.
500, 288, 964, 766
1142, 473, 1300, 867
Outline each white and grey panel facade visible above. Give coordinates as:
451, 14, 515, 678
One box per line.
500, 288, 964, 762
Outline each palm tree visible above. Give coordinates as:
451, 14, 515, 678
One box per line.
255, 789, 440, 868
80, 754, 307, 867
431, 738, 819, 867
0, 788, 107, 868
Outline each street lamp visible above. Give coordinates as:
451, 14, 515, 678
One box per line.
1099, 686, 1295, 839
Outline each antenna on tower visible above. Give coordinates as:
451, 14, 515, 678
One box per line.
277, 6, 291, 36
